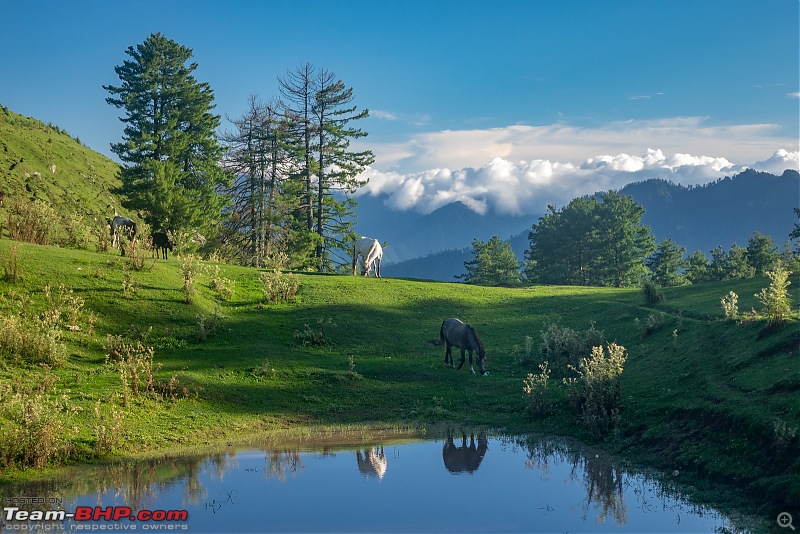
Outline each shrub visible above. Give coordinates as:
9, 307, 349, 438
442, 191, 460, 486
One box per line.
523, 361, 552, 415
634, 312, 667, 340
208, 264, 235, 301
260, 269, 300, 304
6, 198, 58, 245
539, 322, 604, 377
2, 242, 23, 282
105, 336, 156, 407
0, 366, 77, 468
0, 285, 80, 366
642, 280, 664, 305
62, 212, 92, 249
93, 400, 125, 455
294, 317, 335, 346
196, 307, 225, 341
755, 265, 793, 326
720, 291, 739, 321
178, 254, 201, 304
564, 343, 627, 438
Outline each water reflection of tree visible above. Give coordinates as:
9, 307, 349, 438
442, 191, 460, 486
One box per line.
262, 449, 303, 481
574, 453, 626, 525
517, 436, 627, 526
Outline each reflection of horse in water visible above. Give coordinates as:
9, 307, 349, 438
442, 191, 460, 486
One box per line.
356, 447, 387, 479
443, 430, 488, 474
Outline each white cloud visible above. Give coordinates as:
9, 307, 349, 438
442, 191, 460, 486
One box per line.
365, 117, 792, 175
789, 92, 800, 99
749, 149, 800, 175
355, 148, 798, 216
370, 109, 398, 121
351, 116, 798, 216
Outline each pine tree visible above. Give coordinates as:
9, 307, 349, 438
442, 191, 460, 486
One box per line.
462, 236, 521, 285
685, 250, 711, 284
526, 192, 654, 287
646, 239, 688, 287
746, 231, 778, 276
104, 33, 230, 237
312, 69, 374, 271
222, 96, 292, 265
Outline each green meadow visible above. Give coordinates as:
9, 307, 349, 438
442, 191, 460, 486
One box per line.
0, 238, 797, 514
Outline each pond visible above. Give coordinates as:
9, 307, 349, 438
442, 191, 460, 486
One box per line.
0, 430, 755, 533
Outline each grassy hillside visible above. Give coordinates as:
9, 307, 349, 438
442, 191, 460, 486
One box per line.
0, 105, 122, 221
0, 239, 797, 516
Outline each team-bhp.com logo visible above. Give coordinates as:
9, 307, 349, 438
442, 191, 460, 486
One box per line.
4, 506, 188, 530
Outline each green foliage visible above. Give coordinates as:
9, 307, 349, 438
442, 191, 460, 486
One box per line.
104, 33, 231, 238
720, 291, 739, 321
179, 254, 201, 304
526, 192, 655, 287
746, 231, 779, 276
646, 238, 688, 286
634, 311, 667, 340
710, 243, 755, 281
294, 317, 335, 346
0, 367, 77, 469
460, 235, 521, 285
6, 197, 59, 245
641, 280, 664, 305
564, 343, 627, 438
523, 361, 552, 415
539, 322, 605, 377
755, 264, 793, 326
685, 250, 711, 284
259, 269, 300, 303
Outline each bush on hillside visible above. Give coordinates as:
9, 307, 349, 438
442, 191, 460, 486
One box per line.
564, 343, 628, 438
539, 322, 604, 377
755, 264, 793, 326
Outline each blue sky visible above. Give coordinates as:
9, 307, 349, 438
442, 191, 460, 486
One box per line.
1, 0, 798, 214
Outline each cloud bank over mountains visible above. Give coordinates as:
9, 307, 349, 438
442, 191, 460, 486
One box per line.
356, 148, 798, 217
355, 117, 798, 216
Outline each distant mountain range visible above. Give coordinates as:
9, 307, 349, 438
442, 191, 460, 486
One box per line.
357, 169, 800, 281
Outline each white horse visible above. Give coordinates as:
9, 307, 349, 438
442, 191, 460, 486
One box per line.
352, 237, 383, 278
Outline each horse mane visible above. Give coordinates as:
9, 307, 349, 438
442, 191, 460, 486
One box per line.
467, 324, 485, 354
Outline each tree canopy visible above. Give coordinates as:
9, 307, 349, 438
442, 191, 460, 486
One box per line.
460, 236, 521, 285
104, 33, 230, 237
525, 192, 655, 287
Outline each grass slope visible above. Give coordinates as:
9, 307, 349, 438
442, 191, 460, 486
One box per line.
0, 239, 797, 515
0, 105, 122, 219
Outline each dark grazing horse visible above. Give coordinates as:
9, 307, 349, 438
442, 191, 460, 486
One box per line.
440, 317, 487, 375
151, 232, 173, 259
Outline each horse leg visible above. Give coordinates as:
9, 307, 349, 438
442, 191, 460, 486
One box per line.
444, 343, 453, 368
468, 349, 475, 374
457, 348, 466, 370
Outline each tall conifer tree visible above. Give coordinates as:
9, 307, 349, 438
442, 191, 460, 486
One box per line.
104, 33, 230, 236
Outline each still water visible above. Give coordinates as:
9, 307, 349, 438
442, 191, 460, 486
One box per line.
1, 431, 749, 533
